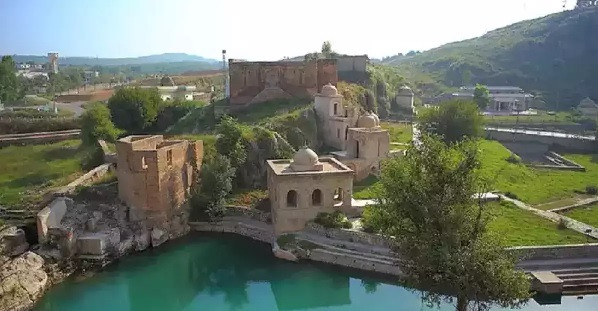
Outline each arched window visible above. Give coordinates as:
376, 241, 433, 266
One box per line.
345, 126, 349, 140
333, 188, 343, 202
337, 128, 340, 138
312, 189, 322, 206
333, 103, 338, 115
287, 190, 298, 207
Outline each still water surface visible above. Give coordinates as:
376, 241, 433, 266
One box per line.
34, 233, 598, 311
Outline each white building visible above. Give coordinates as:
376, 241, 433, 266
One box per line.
452, 86, 534, 112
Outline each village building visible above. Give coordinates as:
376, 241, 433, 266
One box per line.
451, 86, 534, 112
266, 148, 355, 234
395, 85, 415, 111
116, 135, 203, 228
577, 97, 598, 117
228, 58, 338, 107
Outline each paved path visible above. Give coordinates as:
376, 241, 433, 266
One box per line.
500, 195, 598, 239
549, 197, 598, 213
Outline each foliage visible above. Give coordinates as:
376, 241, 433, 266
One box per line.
321, 41, 333, 57
473, 84, 490, 110
0, 56, 23, 103
265, 107, 318, 150
231, 98, 311, 125
384, 7, 598, 109
506, 153, 521, 164
215, 116, 247, 171
190, 154, 235, 220
314, 211, 352, 229
226, 189, 268, 207
564, 203, 598, 228
371, 135, 529, 311
80, 144, 105, 170
81, 102, 122, 146
337, 81, 367, 108
586, 185, 598, 195
381, 122, 412, 144
107, 87, 163, 133
0, 117, 80, 134
418, 100, 484, 144
0, 140, 84, 207
151, 100, 206, 132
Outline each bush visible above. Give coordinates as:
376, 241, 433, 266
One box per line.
108, 87, 163, 133
361, 205, 386, 233
586, 185, 598, 195
80, 144, 105, 170
81, 102, 122, 146
190, 154, 236, 221
504, 192, 519, 200
314, 211, 352, 229
417, 100, 484, 144
0, 117, 80, 134
506, 153, 522, 164
557, 218, 569, 230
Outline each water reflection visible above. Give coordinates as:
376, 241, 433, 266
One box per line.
33, 233, 598, 311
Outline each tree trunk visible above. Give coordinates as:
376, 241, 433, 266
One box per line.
456, 297, 468, 311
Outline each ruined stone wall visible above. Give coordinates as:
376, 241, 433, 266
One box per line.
336, 56, 368, 73
229, 59, 338, 106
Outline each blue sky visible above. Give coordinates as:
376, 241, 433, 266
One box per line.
0, 0, 576, 61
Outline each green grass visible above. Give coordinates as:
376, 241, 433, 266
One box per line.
479, 140, 598, 205
226, 189, 268, 207
483, 111, 578, 125
381, 122, 412, 144
563, 203, 598, 228
0, 140, 85, 207
353, 175, 380, 199
231, 98, 311, 125
487, 201, 589, 246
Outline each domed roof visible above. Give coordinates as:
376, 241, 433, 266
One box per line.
370, 112, 380, 125
321, 83, 339, 97
292, 147, 319, 166
398, 85, 414, 96
357, 113, 378, 128
160, 75, 175, 87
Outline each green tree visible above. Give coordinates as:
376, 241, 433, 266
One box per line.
372, 135, 529, 311
215, 116, 247, 171
107, 87, 163, 133
81, 102, 122, 146
418, 100, 484, 144
473, 84, 490, 110
321, 41, 333, 57
190, 154, 236, 220
0, 56, 22, 103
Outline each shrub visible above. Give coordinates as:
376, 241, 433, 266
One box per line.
0, 117, 80, 134
586, 185, 598, 195
80, 144, 105, 170
108, 87, 163, 133
190, 154, 236, 221
506, 153, 522, 164
504, 192, 519, 200
81, 102, 122, 146
557, 218, 569, 230
361, 205, 386, 233
314, 211, 352, 229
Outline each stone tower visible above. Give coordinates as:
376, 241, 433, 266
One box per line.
395, 85, 415, 110
47, 53, 59, 74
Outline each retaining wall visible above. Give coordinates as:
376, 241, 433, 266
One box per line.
509, 244, 598, 261
486, 129, 596, 152
189, 217, 274, 244
55, 163, 114, 195
303, 222, 393, 248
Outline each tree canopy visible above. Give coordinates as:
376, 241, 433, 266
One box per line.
107, 87, 163, 133
473, 84, 490, 110
215, 115, 247, 172
81, 102, 122, 146
190, 154, 235, 220
321, 41, 333, 58
371, 135, 530, 311
418, 100, 484, 144
0, 56, 22, 103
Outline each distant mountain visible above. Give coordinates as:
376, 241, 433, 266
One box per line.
382, 7, 598, 109
10, 53, 219, 66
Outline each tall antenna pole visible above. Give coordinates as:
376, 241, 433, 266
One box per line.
222, 49, 229, 99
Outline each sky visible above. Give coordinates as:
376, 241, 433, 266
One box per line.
0, 0, 577, 61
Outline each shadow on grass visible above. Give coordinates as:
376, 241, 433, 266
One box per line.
43, 145, 79, 160
1, 172, 59, 189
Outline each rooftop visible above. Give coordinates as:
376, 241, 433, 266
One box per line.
267, 157, 353, 176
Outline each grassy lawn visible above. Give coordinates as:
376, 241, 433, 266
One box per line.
0, 140, 85, 208
231, 98, 311, 125
487, 201, 589, 246
483, 111, 578, 125
226, 189, 268, 207
479, 140, 598, 205
353, 175, 380, 199
563, 203, 598, 228
380, 122, 412, 144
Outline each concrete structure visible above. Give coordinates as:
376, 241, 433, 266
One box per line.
140, 85, 203, 102
395, 85, 415, 110
266, 148, 354, 233
116, 135, 203, 227
531, 271, 564, 295
47, 53, 58, 74
577, 97, 598, 117
228, 59, 338, 106
486, 127, 596, 152
452, 86, 534, 112
314, 83, 391, 180
337, 55, 369, 83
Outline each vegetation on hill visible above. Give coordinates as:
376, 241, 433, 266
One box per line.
383, 7, 598, 108
418, 100, 484, 144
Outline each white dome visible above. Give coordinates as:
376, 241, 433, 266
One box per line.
370, 112, 380, 126
357, 114, 378, 128
321, 83, 338, 96
398, 85, 414, 96
292, 147, 319, 166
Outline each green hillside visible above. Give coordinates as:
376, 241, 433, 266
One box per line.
383, 7, 598, 109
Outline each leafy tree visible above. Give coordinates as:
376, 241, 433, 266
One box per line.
190, 154, 235, 220
418, 100, 484, 144
321, 41, 333, 57
215, 115, 247, 171
0, 56, 22, 103
473, 84, 490, 110
372, 135, 530, 311
107, 87, 163, 133
81, 102, 122, 146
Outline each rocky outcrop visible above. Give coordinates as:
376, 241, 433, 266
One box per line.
0, 252, 48, 311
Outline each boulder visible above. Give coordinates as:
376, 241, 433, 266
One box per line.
133, 229, 150, 252
0, 252, 48, 311
1, 227, 29, 257
150, 228, 168, 248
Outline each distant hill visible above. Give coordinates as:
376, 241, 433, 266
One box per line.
10, 53, 219, 66
382, 7, 598, 109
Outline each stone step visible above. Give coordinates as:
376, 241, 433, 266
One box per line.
519, 259, 598, 272
562, 283, 598, 295
311, 248, 397, 266
562, 288, 598, 296
298, 238, 397, 263
557, 272, 598, 280
561, 277, 598, 285
552, 267, 598, 275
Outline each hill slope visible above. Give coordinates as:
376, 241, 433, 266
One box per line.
383, 7, 598, 109
11, 53, 219, 66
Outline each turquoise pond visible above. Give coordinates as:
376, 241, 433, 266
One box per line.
34, 233, 598, 311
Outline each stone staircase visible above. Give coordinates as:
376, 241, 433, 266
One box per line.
0, 207, 37, 224
553, 267, 598, 295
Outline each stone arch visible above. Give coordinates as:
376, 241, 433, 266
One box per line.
287, 190, 298, 207
312, 189, 322, 206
